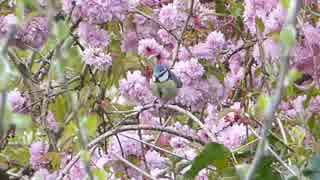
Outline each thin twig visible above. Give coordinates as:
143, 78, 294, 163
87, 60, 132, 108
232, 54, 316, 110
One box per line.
164, 104, 216, 142
245, 1, 302, 179
134, 9, 192, 57
171, 0, 195, 67
249, 127, 297, 177
0, 92, 7, 137
111, 152, 157, 180
119, 133, 189, 161
56, 124, 205, 180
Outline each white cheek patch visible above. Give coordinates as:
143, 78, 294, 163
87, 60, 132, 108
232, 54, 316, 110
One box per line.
152, 76, 157, 82
158, 71, 169, 82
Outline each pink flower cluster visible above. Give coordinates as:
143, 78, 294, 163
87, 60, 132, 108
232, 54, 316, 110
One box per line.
0, 15, 49, 49
192, 31, 227, 63
30, 141, 50, 170
119, 71, 155, 104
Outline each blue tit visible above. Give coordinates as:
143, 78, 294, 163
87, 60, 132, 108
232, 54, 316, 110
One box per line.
150, 64, 182, 101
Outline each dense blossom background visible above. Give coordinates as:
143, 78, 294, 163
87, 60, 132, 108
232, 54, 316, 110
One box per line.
0, 0, 319, 179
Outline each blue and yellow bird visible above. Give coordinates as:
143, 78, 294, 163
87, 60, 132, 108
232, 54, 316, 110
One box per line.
150, 64, 182, 101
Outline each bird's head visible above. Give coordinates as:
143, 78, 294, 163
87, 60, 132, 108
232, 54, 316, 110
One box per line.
153, 64, 169, 82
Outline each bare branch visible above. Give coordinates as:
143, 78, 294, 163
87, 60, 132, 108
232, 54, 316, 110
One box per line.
111, 152, 157, 180
164, 104, 216, 142
56, 124, 205, 180
171, 0, 195, 67
245, 0, 302, 179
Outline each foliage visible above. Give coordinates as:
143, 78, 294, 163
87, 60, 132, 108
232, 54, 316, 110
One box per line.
0, 0, 319, 179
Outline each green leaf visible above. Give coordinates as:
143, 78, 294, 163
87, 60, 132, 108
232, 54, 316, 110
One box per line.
15, 0, 25, 21
46, 152, 61, 170
59, 122, 77, 150
308, 117, 320, 140
3, 146, 30, 166
229, 1, 243, 17
185, 143, 231, 179
235, 157, 281, 180
286, 69, 303, 86
93, 168, 108, 180
254, 157, 282, 180
51, 96, 68, 123
256, 94, 271, 117
280, 25, 297, 52
303, 155, 320, 180
215, 0, 227, 14
54, 20, 69, 42
235, 164, 250, 180
280, 0, 290, 9
80, 115, 98, 137
255, 18, 265, 33
12, 114, 32, 129
80, 150, 91, 163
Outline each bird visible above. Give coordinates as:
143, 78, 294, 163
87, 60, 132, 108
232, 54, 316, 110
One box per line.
150, 64, 182, 101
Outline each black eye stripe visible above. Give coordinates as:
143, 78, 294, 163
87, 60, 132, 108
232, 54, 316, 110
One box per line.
157, 69, 168, 78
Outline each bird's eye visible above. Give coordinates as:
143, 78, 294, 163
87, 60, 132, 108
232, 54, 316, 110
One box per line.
158, 71, 169, 82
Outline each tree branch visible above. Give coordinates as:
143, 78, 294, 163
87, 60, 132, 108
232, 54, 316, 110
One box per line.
245, 0, 302, 179
171, 0, 195, 67
56, 124, 204, 180
111, 152, 157, 180
164, 104, 216, 142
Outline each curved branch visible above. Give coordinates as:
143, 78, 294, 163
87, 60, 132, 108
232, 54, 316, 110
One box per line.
111, 152, 157, 180
164, 104, 216, 142
56, 125, 205, 180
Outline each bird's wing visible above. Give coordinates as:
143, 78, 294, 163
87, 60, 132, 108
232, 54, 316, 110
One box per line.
169, 71, 183, 88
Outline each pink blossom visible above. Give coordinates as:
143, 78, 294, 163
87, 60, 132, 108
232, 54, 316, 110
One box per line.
192, 42, 215, 60
30, 141, 49, 170
196, 169, 210, 180
178, 47, 192, 61
8, 90, 30, 114
82, 48, 112, 70
61, 154, 87, 180
169, 137, 188, 149
200, 102, 248, 150
159, 3, 187, 30
265, 4, 287, 33
32, 168, 57, 180
173, 58, 205, 85
157, 29, 176, 48
16, 16, 49, 49
139, 110, 160, 126
224, 54, 245, 90
138, 38, 169, 61
62, 0, 83, 22
206, 31, 226, 50
309, 96, 320, 113
216, 124, 247, 150
108, 132, 144, 158
78, 22, 109, 48
121, 31, 138, 53
140, 0, 160, 7
243, 0, 278, 34
145, 150, 167, 169
0, 14, 17, 40
192, 31, 226, 63
80, 0, 112, 24
280, 96, 307, 118
119, 71, 154, 104
45, 112, 59, 133
303, 23, 320, 47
